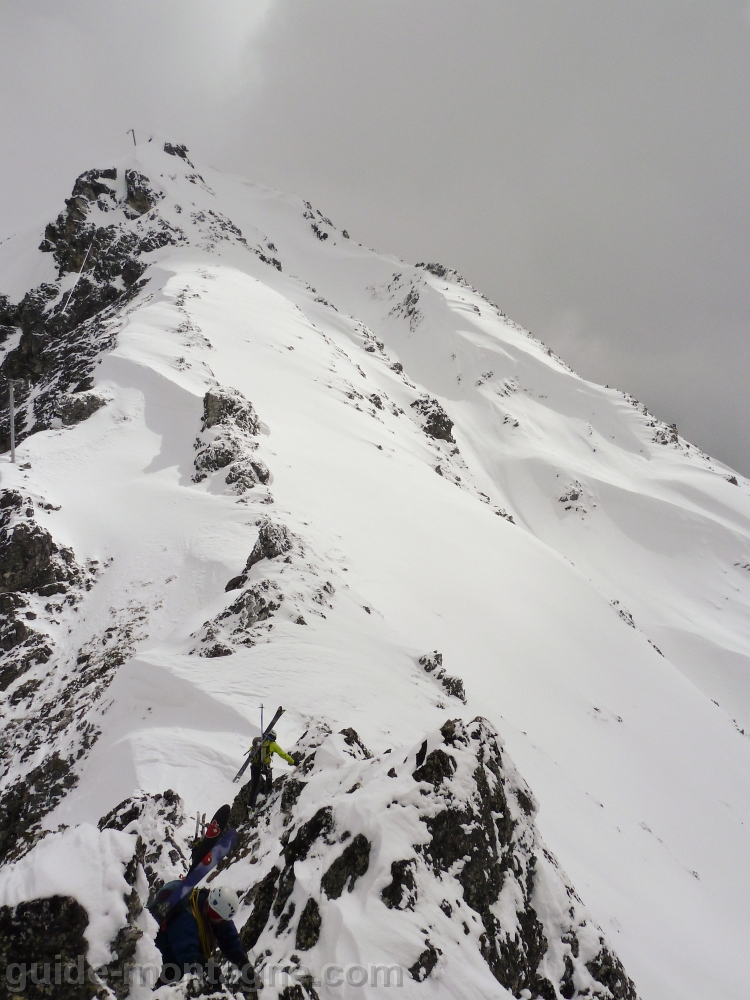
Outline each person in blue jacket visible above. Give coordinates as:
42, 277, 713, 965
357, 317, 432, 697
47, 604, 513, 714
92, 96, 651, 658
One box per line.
155, 884, 256, 992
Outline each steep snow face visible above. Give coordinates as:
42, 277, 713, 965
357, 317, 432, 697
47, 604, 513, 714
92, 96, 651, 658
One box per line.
0, 141, 749, 1000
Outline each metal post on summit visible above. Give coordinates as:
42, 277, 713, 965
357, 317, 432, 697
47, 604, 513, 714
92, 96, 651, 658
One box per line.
127, 129, 136, 146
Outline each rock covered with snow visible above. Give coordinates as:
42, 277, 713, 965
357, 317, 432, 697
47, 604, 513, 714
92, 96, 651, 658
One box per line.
0, 489, 82, 596
216, 718, 636, 999
225, 521, 294, 593
418, 650, 466, 703
193, 385, 270, 495
410, 394, 455, 443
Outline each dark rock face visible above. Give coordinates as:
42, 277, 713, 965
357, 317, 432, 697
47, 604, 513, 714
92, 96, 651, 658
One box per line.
410, 395, 454, 442
241, 867, 281, 950
0, 490, 87, 742
390, 285, 422, 330
412, 746, 456, 787
653, 422, 679, 446
225, 522, 293, 591
320, 834, 370, 899
338, 727, 372, 759
194, 432, 244, 475
283, 808, 334, 866
279, 985, 316, 1000
0, 896, 102, 1000
55, 391, 107, 427
1, 599, 147, 866
218, 720, 640, 998
247, 522, 293, 570
233, 787, 337, 956
413, 719, 639, 1000
381, 859, 417, 911
0, 490, 81, 595
0, 592, 52, 693
0, 164, 186, 454
280, 777, 307, 814
200, 641, 234, 658
0, 828, 154, 999
125, 169, 162, 216
418, 649, 466, 703
416, 261, 449, 278
164, 142, 194, 166
108, 848, 146, 1000
295, 898, 321, 951
193, 386, 268, 494
409, 942, 441, 982
225, 459, 270, 491
0, 753, 77, 865
585, 951, 640, 1000
202, 386, 259, 435
222, 583, 281, 628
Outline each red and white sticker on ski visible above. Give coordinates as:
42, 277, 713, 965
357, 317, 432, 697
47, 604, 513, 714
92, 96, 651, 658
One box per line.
167, 828, 238, 911
188, 803, 231, 873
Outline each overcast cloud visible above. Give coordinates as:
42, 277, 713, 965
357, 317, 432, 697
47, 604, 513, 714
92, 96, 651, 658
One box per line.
1, 1, 748, 473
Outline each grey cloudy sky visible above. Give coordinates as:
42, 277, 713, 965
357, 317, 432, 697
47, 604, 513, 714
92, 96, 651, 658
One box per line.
1, 1, 749, 473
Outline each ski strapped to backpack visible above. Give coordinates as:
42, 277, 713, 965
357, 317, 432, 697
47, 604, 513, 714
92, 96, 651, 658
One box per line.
150, 827, 239, 923
233, 705, 285, 783
188, 803, 231, 874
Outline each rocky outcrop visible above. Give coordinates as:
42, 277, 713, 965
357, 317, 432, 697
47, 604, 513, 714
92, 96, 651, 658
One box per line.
245, 522, 293, 571
0, 592, 52, 693
320, 833, 370, 899
221, 720, 638, 999
193, 521, 333, 655
295, 897, 321, 951
653, 422, 679, 446
54, 391, 107, 427
411, 395, 455, 442
220, 581, 283, 630
0, 895, 103, 1000
202, 386, 259, 435
193, 386, 269, 494
98, 789, 187, 891
194, 580, 284, 657
0, 489, 87, 698
164, 142, 194, 166
0, 754, 78, 865
1, 166, 185, 455
0, 599, 148, 865
0, 788, 193, 998
389, 285, 423, 330
0, 490, 82, 596
124, 169, 162, 217
225, 521, 293, 592
418, 649, 466, 703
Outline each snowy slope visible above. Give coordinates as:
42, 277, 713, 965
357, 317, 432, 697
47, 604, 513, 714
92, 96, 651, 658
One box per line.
1, 140, 749, 1000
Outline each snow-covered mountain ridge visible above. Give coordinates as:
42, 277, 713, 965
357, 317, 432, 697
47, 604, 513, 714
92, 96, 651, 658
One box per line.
0, 140, 749, 999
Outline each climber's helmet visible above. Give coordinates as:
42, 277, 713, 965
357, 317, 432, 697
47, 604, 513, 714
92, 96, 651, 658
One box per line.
207, 886, 240, 922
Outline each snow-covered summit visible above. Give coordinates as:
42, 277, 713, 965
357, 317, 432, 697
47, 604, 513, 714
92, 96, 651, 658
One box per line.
1, 140, 749, 999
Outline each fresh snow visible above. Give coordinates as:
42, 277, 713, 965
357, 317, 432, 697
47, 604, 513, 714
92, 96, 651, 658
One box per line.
1, 139, 750, 999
